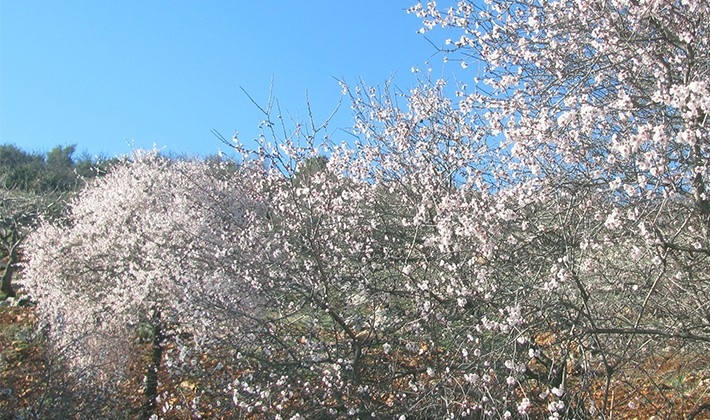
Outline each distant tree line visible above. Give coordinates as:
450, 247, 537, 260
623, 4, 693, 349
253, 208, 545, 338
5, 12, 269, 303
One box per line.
0, 143, 117, 194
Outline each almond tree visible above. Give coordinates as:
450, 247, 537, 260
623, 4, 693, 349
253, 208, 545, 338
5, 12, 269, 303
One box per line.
21, 151, 264, 418
405, 0, 710, 416
214, 81, 536, 417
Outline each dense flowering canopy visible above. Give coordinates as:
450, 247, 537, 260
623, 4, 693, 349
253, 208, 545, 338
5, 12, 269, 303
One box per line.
23, 153, 261, 378
409, 0, 710, 203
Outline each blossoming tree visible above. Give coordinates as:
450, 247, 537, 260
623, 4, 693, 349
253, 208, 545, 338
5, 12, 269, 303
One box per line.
22, 152, 267, 417
406, 0, 710, 416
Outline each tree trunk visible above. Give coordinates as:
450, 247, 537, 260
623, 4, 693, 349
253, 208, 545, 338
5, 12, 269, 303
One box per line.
692, 144, 710, 233
142, 308, 164, 420
0, 254, 15, 298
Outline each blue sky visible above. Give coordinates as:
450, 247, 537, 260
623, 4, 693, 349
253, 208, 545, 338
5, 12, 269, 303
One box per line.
1, 0, 458, 159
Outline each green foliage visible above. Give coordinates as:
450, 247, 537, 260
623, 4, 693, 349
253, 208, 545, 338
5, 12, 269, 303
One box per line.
0, 143, 118, 194
0, 145, 45, 192
41, 145, 77, 192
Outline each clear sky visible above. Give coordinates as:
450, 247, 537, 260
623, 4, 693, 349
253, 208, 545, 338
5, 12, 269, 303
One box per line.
0, 0, 457, 159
